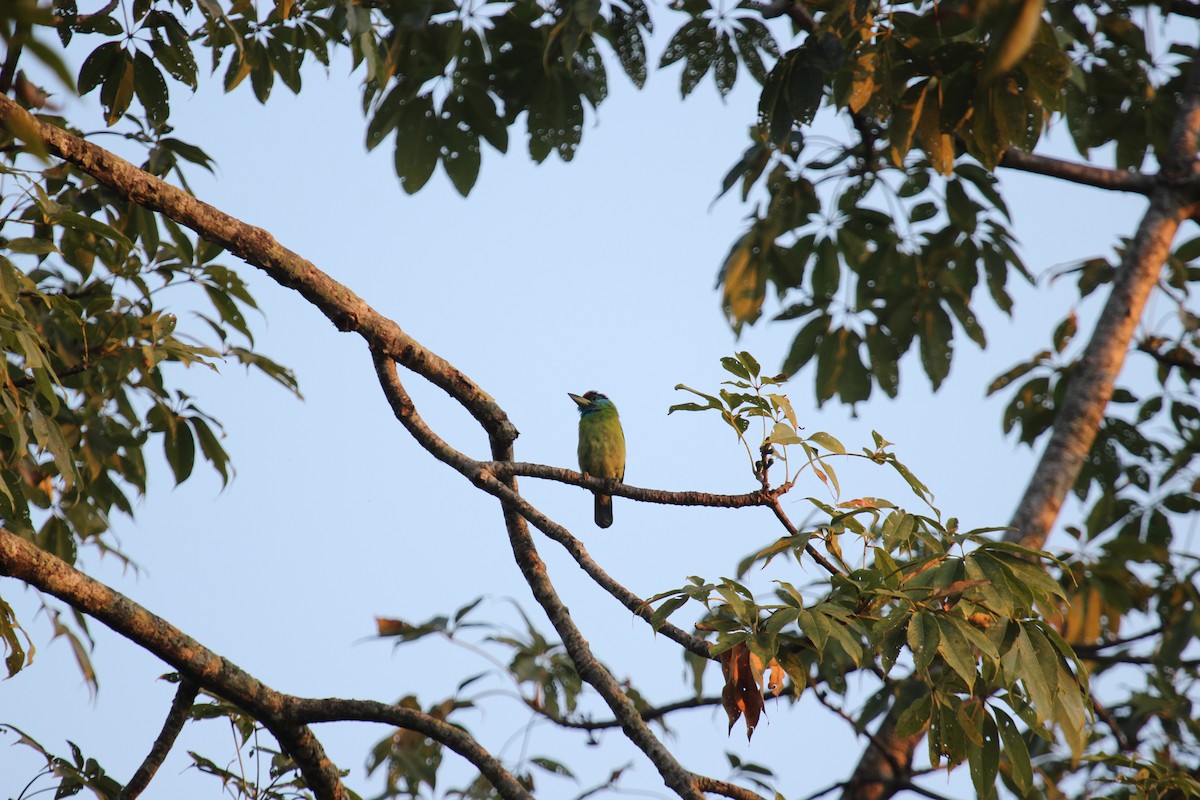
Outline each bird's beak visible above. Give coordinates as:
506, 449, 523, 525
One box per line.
568, 392, 590, 409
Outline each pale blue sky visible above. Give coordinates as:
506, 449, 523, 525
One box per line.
0, 15, 1166, 799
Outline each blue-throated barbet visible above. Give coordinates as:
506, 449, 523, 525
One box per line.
569, 391, 626, 528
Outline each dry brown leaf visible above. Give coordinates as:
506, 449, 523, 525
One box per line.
375, 617, 414, 636
720, 642, 764, 741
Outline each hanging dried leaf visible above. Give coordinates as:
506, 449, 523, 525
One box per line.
720, 642, 764, 740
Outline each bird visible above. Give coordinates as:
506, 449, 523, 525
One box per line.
569, 390, 626, 528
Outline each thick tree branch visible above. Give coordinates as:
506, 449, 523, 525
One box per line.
837, 706, 922, 800
118, 678, 199, 800
0, 528, 532, 800
1007, 46, 1200, 550
0, 527, 346, 800
286, 698, 534, 800
0, 93, 517, 447
998, 149, 1158, 195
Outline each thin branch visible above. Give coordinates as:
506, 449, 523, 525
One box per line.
1091, 696, 1136, 752
751, 0, 815, 29
998, 149, 1158, 195
799, 783, 848, 800
493, 462, 771, 509
532, 695, 723, 730
0, 527, 532, 800
119, 678, 199, 800
1083, 653, 1200, 668
813, 690, 905, 778
768, 497, 841, 576
10, 346, 133, 389
891, 782, 961, 800
1071, 627, 1163, 653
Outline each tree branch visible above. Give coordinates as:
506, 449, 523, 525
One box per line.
493, 461, 771, 508
0, 527, 347, 800
118, 677, 199, 800
1007, 44, 1200, 550
0, 93, 518, 447
767, 497, 842, 576
286, 698, 534, 800
998, 149, 1158, 195
0, 527, 533, 800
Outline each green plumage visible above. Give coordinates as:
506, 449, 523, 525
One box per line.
569, 391, 625, 528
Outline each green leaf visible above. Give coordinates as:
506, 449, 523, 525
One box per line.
99, 51, 136, 125
650, 595, 688, 632
993, 707, 1032, 794
917, 301, 953, 390
394, 94, 440, 193
607, 7, 647, 88
78, 42, 122, 97
806, 432, 845, 455
30, 407, 78, 491
441, 114, 482, 197
133, 50, 170, 127
163, 412, 196, 484
908, 612, 939, 673
528, 71, 584, 162
935, 614, 977, 691
967, 711, 1000, 800
894, 685, 932, 738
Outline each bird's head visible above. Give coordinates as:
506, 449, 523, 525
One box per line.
569, 390, 613, 415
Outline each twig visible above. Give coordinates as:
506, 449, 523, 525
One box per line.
813, 690, 905, 778
768, 497, 841, 576
119, 678, 200, 800
798, 782, 847, 800
531, 694, 723, 730
0, 22, 28, 95
493, 462, 771, 509
1090, 696, 1136, 752
892, 781, 961, 800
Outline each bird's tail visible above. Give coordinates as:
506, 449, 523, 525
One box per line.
594, 493, 613, 528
